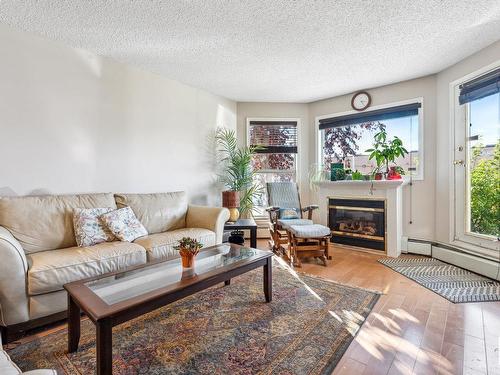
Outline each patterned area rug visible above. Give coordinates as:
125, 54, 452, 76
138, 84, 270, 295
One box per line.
8, 262, 379, 375
379, 257, 500, 303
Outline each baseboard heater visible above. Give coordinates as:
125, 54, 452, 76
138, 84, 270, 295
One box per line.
404, 238, 500, 281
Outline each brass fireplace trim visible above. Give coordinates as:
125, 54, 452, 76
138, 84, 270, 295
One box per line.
327, 196, 387, 254
328, 205, 384, 213
331, 231, 385, 242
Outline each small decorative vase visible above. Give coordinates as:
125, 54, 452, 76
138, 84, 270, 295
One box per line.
374, 172, 383, 180
228, 207, 240, 222
179, 249, 198, 268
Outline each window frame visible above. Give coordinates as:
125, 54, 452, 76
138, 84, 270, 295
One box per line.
314, 97, 425, 181
246, 117, 301, 216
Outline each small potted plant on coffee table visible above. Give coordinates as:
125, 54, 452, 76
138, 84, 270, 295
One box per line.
175, 237, 203, 268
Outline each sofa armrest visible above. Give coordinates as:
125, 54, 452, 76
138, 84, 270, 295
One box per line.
0, 226, 30, 326
185, 206, 230, 244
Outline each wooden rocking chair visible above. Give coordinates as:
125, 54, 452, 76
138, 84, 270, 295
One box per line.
266, 182, 331, 266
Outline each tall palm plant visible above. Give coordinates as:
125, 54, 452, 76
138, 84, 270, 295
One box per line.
215, 128, 263, 216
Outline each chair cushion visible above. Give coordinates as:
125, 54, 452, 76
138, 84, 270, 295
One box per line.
134, 228, 216, 261
0, 350, 21, 375
0, 193, 117, 253
114, 192, 188, 234
288, 224, 331, 238
27, 242, 147, 295
278, 218, 313, 230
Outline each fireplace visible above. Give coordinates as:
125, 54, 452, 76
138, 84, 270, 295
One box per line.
328, 197, 386, 252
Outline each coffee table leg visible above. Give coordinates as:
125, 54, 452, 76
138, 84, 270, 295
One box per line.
224, 279, 231, 286
263, 257, 272, 302
97, 319, 112, 375
67, 294, 80, 353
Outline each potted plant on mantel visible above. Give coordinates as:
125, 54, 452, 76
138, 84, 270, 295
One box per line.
366, 129, 408, 180
216, 128, 263, 222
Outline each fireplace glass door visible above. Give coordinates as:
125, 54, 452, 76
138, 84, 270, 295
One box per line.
328, 198, 385, 251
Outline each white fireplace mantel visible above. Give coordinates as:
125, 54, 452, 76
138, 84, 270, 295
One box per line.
315, 179, 407, 257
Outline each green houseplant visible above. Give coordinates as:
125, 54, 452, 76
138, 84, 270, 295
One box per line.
366, 129, 408, 179
351, 170, 363, 180
216, 128, 263, 219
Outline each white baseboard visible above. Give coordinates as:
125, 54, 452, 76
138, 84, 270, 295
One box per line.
432, 245, 500, 281
408, 240, 432, 256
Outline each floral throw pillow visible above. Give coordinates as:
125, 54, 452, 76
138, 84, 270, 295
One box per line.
100, 206, 148, 242
73, 207, 116, 247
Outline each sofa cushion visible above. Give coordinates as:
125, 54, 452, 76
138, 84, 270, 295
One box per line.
114, 192, 188, 234
0, 193, 117, 253
27, 242, 147, 295
134, 228, 216, 261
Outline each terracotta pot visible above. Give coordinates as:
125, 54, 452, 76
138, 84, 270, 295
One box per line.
222, 190, 240, 208
179, 248, 198, 268
181, 253, 195, 268
374, 172, 384, 180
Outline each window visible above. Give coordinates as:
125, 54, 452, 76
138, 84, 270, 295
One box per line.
454, 67, 500, 249
248, 119, 298, 211
317, 102, 422, 178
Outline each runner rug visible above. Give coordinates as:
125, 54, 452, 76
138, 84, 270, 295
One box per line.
379, 257, 500, 303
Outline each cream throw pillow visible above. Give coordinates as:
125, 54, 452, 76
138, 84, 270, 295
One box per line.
73, 207, 116, 247
100, 206, 148, 242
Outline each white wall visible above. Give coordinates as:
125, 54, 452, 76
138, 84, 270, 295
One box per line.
308, 76, 437, 241
0, 25, 236, 205
435, 40, 500, 244
236, 102, 311, 205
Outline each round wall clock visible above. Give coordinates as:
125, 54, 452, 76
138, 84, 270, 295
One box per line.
351, 91, 371, 111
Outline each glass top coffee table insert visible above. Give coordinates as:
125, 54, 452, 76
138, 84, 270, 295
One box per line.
64, 243, 273, 375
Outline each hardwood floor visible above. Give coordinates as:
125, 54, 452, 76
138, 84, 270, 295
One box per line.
8, 240, 500, 375
268, 240, 500, 375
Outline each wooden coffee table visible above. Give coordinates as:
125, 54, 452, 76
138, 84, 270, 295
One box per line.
64, 243, 273, 375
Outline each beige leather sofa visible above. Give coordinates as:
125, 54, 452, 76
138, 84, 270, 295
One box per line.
0, 192, 229, 336
0, 334, 56, 375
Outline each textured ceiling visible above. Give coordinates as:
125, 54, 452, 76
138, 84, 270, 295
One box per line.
1, 1, 499, 102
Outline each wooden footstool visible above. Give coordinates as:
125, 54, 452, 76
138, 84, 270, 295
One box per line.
286, 224, 331, 267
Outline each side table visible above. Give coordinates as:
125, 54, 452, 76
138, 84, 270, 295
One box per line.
224, 218, 258, 248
